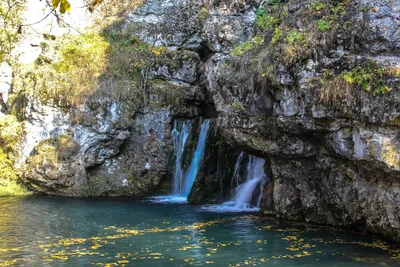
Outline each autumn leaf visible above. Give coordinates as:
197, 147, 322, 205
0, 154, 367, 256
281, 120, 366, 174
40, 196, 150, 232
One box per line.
60, 0, 71, 14
52, 0, 71, 14
51, 0, 61, 9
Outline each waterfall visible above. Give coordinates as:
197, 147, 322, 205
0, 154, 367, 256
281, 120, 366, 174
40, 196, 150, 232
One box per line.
182, 119, 210, 196
230, 152, 244, 190
201, 154, 268, 212
171, 120, 191, 195
150, 119, 210, 203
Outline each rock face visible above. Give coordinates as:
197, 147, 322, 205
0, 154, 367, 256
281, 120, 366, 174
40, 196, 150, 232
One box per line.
16, 0, 210, 196
8, 0, 400, 241
202, 0, 400, 241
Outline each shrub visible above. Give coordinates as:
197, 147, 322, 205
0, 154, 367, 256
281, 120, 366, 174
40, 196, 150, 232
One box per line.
317, 18, 330, 31
342, 63, 393, 96
0, 115, 28, 196
0, 115, 23, 159
27, 32, 109, 107
320, 61, 398, 105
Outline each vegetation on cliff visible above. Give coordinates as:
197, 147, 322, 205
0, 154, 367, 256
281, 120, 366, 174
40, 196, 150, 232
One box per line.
0, 115, 28, 196
229, 0, 399, 102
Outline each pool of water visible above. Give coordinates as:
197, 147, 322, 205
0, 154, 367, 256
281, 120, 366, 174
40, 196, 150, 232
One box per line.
0, 196, 399, 266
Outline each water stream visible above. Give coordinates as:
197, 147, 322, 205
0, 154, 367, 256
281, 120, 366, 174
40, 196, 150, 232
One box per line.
202, 155, 268, 212
171, 120, 191, 195
182, 119, 210, 196
152, 119, 210, 203
230, 152, 244, 190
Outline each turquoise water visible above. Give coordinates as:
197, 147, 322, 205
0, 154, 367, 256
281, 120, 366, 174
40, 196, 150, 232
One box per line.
0, 196, 399, 267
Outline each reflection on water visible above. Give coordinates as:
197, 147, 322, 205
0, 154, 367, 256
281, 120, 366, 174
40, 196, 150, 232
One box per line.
0, 196, 399, 267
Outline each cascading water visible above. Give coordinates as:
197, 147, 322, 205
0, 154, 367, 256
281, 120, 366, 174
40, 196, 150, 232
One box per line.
182, 119, 210, 196
151, 119, 210, 203
230, 152, 244, 190
171, 121, 191, 195
201, 154, 268, 212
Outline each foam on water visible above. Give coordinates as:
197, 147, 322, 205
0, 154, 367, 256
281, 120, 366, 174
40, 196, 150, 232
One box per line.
201, 154, 267, 213
147, 195, 188, 204
199, 202, 260, 213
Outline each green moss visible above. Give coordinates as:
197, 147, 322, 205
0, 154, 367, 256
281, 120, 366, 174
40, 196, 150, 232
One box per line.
28, 141, 58, 168
198, 7, 210, 22
83, 176, 108, 197
229, 101, 246, 111
27, 135, 77, 170
231, 34, 264, 57
148, 79, 186, 108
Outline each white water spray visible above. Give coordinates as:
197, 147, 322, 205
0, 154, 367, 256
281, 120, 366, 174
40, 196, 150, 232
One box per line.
151, 119, 210, 203
171, 120, 191, 195
201, 154, 268, 212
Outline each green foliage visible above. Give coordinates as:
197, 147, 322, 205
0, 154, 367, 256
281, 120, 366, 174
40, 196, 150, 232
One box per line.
0, 115, 27, 196
0, 148, 18, 180
0, 0, 25, 61
256, 10, 280, 30
330, 4, 346, 17
268, 0, 281, 5
0, 115, 23, 160
256, 5, 287, 31
19, 32, 109, 107
271, 27, 283, 43
0, 178, 29, 196
15, 26, 171, 109
309, 1, 326, 12
342, 62, 393, 96
231, 34, 264, 56
198, 8, 210, 22
229, 101, 246, 111
320, 61, 398, 104
308, 0, 347, 22
317, 19, 330, 31
284, 29, 304, 45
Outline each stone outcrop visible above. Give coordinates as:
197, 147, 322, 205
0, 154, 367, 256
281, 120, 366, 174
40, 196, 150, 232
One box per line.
203, 0, 400, 240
